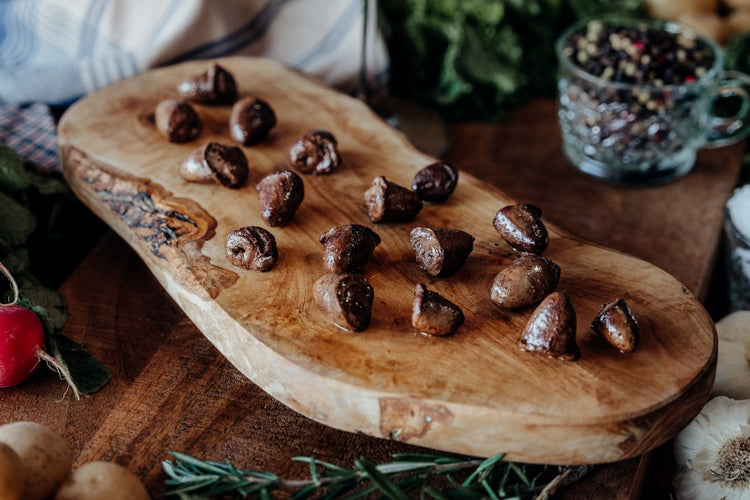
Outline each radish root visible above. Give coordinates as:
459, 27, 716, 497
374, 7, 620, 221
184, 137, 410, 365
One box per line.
0, 261, 19, 306
1, 261, 82, 400
37, 348, 81, 401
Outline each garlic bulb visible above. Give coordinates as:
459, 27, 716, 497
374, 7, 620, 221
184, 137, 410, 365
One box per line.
712, 311, 750, 400
674, 396, 750, 499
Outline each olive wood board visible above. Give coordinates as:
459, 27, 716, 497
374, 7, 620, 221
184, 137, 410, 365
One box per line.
57, 56, 716, 465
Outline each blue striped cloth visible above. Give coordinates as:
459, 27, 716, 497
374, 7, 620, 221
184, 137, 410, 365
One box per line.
0, 0, 388, 171
0, 103, 59, 172
0, 0, 388, 105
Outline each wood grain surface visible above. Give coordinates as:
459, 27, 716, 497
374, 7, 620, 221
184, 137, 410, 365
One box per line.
446, 101, 745, 499
57, 57, 716, 465
447, 101, 746, 303
3, 233, 439, 497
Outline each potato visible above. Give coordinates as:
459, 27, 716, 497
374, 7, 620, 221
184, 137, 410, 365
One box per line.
0, 442, 25, 500
0, 421, 71, 500
54, 461, 150, 500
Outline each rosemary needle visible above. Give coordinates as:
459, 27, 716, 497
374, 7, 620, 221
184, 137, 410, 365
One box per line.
162, 451, 588, 499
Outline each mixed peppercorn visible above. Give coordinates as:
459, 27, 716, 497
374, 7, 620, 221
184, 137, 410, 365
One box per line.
562, 19, 715, 86
557, 18, 722, 182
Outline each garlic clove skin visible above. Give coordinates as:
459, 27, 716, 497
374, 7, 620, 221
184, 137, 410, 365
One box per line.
674, 396, 750, 500
712, 311, 750, 399
715, 310, 750, 343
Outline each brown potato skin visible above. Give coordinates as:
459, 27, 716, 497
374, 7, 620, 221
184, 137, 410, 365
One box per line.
314, 273, 374, 332
257, 170, 304, 227
177, 63, 238, 104
519, 290, 580, 361
230, 96, 277, 145
54, 461, 150, 500
320, 224, 381, 273
154, 99, 202, 143
591, 298, 640, 353
410, 227, 474, 277
412, 283, 464, 336
180, 142, 248, 189
0, 421, 72, 500
225, 226, 278, 272
180, 144, 215, 184
412, 162, 458, 202
490, 255, 560, 310
0, 442, 24, 500
493, 203, 548, 254
289, 130, 341, 175
365, 176, 423, 223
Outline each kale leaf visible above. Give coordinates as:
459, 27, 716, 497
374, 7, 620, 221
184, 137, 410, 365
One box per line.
379, 0, 644, 121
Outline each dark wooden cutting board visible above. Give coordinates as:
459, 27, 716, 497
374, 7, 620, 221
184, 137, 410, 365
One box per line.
57, 56, 716, 465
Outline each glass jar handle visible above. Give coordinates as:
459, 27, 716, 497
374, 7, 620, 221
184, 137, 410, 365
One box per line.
705, 71, 750, 148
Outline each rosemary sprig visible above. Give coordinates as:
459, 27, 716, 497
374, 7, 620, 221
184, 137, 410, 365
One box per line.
162, 451, 588, 499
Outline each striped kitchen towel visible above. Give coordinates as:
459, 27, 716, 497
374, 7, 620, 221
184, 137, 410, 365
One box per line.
0, 0, 389, 105
0, 103, 59, 172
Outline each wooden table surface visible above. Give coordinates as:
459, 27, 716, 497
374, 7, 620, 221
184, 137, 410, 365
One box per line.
1, 99, 742, 498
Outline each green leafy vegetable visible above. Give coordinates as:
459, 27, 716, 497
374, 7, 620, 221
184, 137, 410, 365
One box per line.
0, 142, 111, 395
379, 0, 644, 120
16, 276, 67, 332
565, 0, 643, 20
0, 143, 31, 192
726, 30, 750, 75
47, 334, 112, 394
0, 191, 36, 246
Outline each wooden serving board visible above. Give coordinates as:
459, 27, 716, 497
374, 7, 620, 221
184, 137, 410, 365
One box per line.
58, 57, 715, 465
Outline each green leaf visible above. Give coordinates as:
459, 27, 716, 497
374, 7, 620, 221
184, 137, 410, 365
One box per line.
308, 456, 321, 485
47, 333, 111, 394
498, 462, 513, 494
319, 477, 360, 499
293, 457, 350, 473
0, 247, 30, 286
481, 479, 500, 500
17, 277, 67, 333
463, 0, 504, 25
291, 485, 318, 500
567, 0, 644, 19
457, 23, 523, 92
376, 462, 436, 475
169, 452, 230, 475
380, 0, 644, 120
339, 482, 381, 500
355, 457, 410, 500
421, 485, 449, 500
27, 170, 70, 197
508, 462, 530, 486
161, 450, 573, 499
0, 143, 31, 193
0, 191, 36, 246
463, 453, 505, 486
392, 453, 445, 462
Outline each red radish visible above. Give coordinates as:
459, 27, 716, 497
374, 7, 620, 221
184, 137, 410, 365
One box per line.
0, 304, 45, 387
0, 262, 45, 387
0, 262, 80, 397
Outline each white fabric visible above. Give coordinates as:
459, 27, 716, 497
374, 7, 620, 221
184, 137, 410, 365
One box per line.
0, 0, 389, 104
